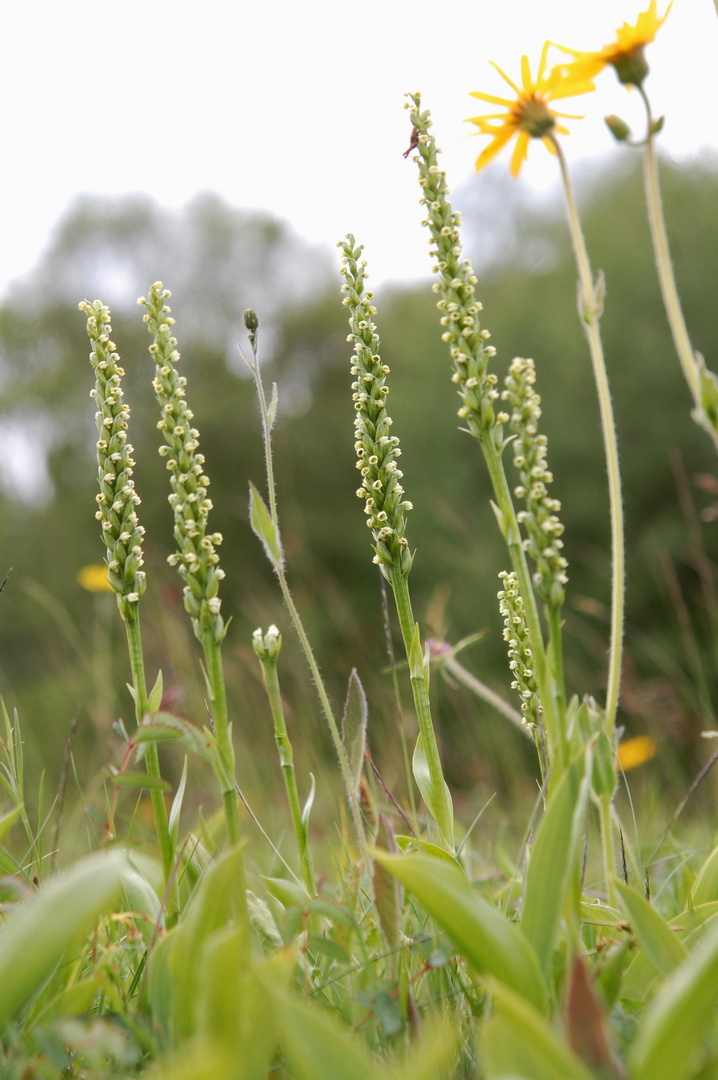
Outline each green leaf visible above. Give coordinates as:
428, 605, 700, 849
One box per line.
120, 861, 163, 946
395, 835, 459, 864
195, 925, 285, 1080
301, 773, 315, 827
0, 802, 23, 844
168, 846, 249, 1040
108, 770, 171, 792
521, 749, 591, 972
147, 669, 164, 715
0, 850, 127, 1026
483, 980, 595, 1080
373, 851, 547, 1012
691, 844, 718, 905
342, 669, 367, 798
263, 876, 309, 909
614, 880, 686, 976
133, 712, 214, 764
169, 756, 189, 847
412, 734, 454, 853
373, 815, 401, 950
271, 988, 382, 1080
628, 916, 718, 1080
248, 481, 283, 569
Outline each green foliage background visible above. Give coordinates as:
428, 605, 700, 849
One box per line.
1, 155, 717, 819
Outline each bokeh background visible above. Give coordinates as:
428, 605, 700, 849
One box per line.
2, 1, 717, 836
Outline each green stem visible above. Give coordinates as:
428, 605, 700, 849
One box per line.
199, 632, 249, 921
546, 606, 567, 763
638, 87, 718, 450
259, 656, 317, 895
553, 136, 624, 740
247, 339, 366, 848
390, 568, 454, 852
483, 438, 565, 779
125, 614, 176, 918
599, 792, 617, 908
200, 634, 241, 844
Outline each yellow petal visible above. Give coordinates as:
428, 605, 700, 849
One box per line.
617, 735, 657, 771
77, 562, 113, 593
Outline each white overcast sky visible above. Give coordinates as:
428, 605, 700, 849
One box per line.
1, 0, 716, 296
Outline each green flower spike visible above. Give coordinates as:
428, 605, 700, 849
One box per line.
406, 92, 572, 786
80, 300, 146, 623
501, 357, 568, 610
138, 283, 227, 646
339, 235, 454, 852
340, 237, 414, 580
498, 571, 541, 733
404, 96, 503, 449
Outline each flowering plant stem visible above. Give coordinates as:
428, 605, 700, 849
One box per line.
254, 632, 316, 895
552, 135, 625, 740
638, 87, 718, 452
124, 614, 176, 915
244, 321, 366, 849
482, 437, 566, 780
389, 567, 454, 851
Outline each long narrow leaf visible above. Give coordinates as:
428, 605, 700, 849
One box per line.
615, 880, 686, 975
0, 851, 126, 1025
483, 980, 595, 1080
521, 749, 591, 972
373, 851, 546, 1011
628, 916, 718, 1080
272, 988, 381, 1080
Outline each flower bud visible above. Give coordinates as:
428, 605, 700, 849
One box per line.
604, 114, 631, 142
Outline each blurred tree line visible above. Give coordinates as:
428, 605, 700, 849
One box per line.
1, 156, 717, 818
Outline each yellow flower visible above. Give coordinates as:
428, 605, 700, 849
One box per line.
617, 734, 657, 771
466, 41, 595, 177
77, 562, 113, 593
553, 2, 672, 88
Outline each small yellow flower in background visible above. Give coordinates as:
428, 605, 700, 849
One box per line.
617, 734, 657, 771
77, 562, 113, 593
553, 1, 672, 89
466, 41, 595, 177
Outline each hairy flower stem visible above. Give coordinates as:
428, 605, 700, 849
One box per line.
243, 320, 366, 849
638, 88, 718, 452
552, 136, 624, 739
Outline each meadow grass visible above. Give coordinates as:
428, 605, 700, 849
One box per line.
3, 9, 718, 1078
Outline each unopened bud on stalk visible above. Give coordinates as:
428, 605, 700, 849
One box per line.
604, 114, 631, 142
252, 624, 282, 663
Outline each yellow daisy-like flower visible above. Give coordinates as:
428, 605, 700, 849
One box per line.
553, 1, 672, 88
466, 41, 595, 177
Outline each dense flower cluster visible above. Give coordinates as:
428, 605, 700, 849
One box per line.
138, 283, 227, 644
498, 570, 540, 730
80, 299, 146, 622
502, 357, 568, 608
339, 237, 413, 579
407, 94, 504, 448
